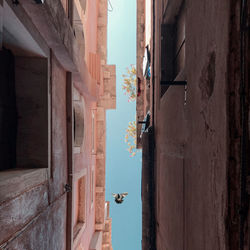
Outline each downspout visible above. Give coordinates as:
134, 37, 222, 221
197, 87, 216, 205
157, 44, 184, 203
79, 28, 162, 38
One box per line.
66, 72, 74, 250
239, 0, 248, 249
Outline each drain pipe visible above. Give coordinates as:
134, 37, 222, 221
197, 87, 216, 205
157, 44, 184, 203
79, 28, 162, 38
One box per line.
239, 0, 248, 249
66, 72, 74, 250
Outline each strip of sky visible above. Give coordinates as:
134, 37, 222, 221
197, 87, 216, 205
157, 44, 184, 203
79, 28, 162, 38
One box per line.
106, 0, 142, 249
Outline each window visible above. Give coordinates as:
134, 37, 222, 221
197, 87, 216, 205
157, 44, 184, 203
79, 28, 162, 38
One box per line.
91, 110, 95, 154
0, 1, 49, 171
0, 48, 17, 170
73, 175, 86, 241
78, 176, 86, 224
91, 168, 95, 206
0, 0, 50, 203
73, 88, 85, 153
161, 4, 185, 96
74, 101, 84, 147
0, 52, 49, 171
73, 0, 86, 57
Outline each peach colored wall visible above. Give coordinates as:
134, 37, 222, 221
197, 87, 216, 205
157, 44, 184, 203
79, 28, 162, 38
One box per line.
71, 2, 99, 247
73, 0, 113, 248
71, 0, 115, 246
0, 0, 113, 249
85, 0, 98, 54
72, 3, 99, 246
73, 97, 97, 249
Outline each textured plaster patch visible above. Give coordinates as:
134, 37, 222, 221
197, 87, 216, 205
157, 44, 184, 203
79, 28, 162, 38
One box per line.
199, 51, 216, 101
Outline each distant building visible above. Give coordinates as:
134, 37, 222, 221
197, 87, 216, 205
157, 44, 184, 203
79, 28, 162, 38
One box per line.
137, 0, 249, 249
0, 0, 114, 249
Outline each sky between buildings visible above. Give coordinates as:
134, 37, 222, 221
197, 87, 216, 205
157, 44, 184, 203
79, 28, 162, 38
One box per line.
105, 0, 142, 249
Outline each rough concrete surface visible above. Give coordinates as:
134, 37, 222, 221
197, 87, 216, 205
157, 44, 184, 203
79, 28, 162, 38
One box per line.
153, 0, 234, 249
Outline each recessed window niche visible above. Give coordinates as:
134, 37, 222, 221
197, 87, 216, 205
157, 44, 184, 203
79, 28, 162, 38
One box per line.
73, 88, 85, 153
160, 4, 186, 96
0, 1, 49, 171
0, 53, 49, 171
15, 56, 49, 169
0, 0, 50, 203
73, 175, 86, 242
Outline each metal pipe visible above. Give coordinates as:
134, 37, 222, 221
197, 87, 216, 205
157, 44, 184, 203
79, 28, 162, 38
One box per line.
66, 72, 73, 250
239, 0, 248, 249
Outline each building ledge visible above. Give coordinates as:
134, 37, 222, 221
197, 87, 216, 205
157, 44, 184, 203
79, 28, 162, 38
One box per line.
0, 168, 48, 204
90, 231, 103, 250
95, 223, 104, 231
18, 0, 94, 99
73, 222, 86, 249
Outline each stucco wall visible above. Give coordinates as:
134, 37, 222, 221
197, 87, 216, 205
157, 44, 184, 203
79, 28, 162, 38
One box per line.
73, 98, 96, 250
0, 53, 68, 250
0, 1, 114, 249
3, 196, 67, 250
152, 0, 232, 249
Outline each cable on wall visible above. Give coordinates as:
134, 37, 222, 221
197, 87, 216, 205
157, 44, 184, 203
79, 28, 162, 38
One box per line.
108, 0, 113, 12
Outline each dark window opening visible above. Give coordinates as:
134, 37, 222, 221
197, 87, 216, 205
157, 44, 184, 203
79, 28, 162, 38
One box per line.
0, 48, 17, 170
0, 48, 49, 171
161, 6, 185, 96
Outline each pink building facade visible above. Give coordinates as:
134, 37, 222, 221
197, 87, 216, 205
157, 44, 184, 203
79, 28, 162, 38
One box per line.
0, 0, 114, 249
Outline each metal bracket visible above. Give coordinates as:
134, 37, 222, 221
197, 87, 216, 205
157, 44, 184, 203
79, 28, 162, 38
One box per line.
64, 184, 72, 193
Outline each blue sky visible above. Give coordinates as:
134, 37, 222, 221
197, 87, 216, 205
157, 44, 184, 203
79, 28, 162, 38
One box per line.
105, 0, 142, 250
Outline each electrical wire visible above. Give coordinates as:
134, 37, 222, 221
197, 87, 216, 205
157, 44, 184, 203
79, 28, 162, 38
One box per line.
108, 0, 113, 12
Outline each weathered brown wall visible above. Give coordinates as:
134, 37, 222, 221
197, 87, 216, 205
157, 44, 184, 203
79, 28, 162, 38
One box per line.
141, 128, 155, 250
0, 54, 68, 250
3, 196, 66, 250
151, 0, 241, 249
